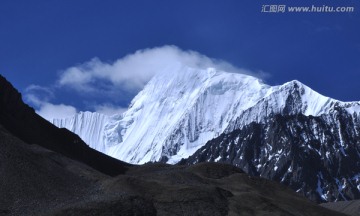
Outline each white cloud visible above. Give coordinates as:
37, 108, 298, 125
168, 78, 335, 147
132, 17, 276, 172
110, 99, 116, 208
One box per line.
57, 45, 269, 95
36, 103, 77, 121
24, 45, 270, 120
24, 85, 77, 121
24, 85, 54, 106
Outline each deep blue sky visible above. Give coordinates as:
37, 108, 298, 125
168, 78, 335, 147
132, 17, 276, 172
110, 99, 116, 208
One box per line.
1, 0, 360, 117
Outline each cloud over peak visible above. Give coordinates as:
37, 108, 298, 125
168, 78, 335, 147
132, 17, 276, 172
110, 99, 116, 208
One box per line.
25, 45, 269, 121
57, 45, 267, 95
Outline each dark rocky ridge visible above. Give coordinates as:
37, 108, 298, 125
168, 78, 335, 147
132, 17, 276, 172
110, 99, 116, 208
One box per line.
184, 112, 360, 203
0, 75, 130, 176
0, 74, 348, 215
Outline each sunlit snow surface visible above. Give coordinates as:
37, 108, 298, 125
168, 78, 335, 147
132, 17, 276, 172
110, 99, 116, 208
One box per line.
53, 112, 109, 152
53, 65, 360, 164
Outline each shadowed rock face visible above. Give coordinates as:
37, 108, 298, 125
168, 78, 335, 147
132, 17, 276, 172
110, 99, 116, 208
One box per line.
0, 74, 348, 215
185, 113, 360, 203
0, 75, 130, 176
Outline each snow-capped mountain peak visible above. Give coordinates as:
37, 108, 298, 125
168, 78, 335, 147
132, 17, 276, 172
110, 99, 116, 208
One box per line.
53, 66, 360, 165
103, 66, 272, 164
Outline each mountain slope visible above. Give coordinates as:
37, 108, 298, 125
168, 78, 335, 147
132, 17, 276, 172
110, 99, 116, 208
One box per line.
321, 200, 360, 216
0, 123, 109, 215
0, 75, 130, 176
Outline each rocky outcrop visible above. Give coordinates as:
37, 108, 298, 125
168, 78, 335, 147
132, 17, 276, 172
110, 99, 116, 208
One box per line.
185, 112, 360, 203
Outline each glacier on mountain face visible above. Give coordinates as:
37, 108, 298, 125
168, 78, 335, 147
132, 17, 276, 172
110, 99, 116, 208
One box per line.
52, 64, 360, 164
53, 112, 110, 152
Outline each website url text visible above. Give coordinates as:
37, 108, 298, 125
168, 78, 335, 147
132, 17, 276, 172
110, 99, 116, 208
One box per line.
261, 5, 355, 13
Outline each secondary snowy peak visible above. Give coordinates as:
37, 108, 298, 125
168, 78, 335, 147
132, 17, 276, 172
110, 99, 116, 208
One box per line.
270, 79, 360, 116
53, 65, 360, 165
276, 80, 338, 116
226, 79, 360, 131
52, 111, 109, 152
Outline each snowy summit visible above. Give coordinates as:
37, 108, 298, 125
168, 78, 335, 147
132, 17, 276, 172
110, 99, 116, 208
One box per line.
53, 65, 360, 164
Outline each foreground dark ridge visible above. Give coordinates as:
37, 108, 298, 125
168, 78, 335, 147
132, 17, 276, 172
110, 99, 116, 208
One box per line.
0, 75, 130, 176
0, 122, 346, 215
